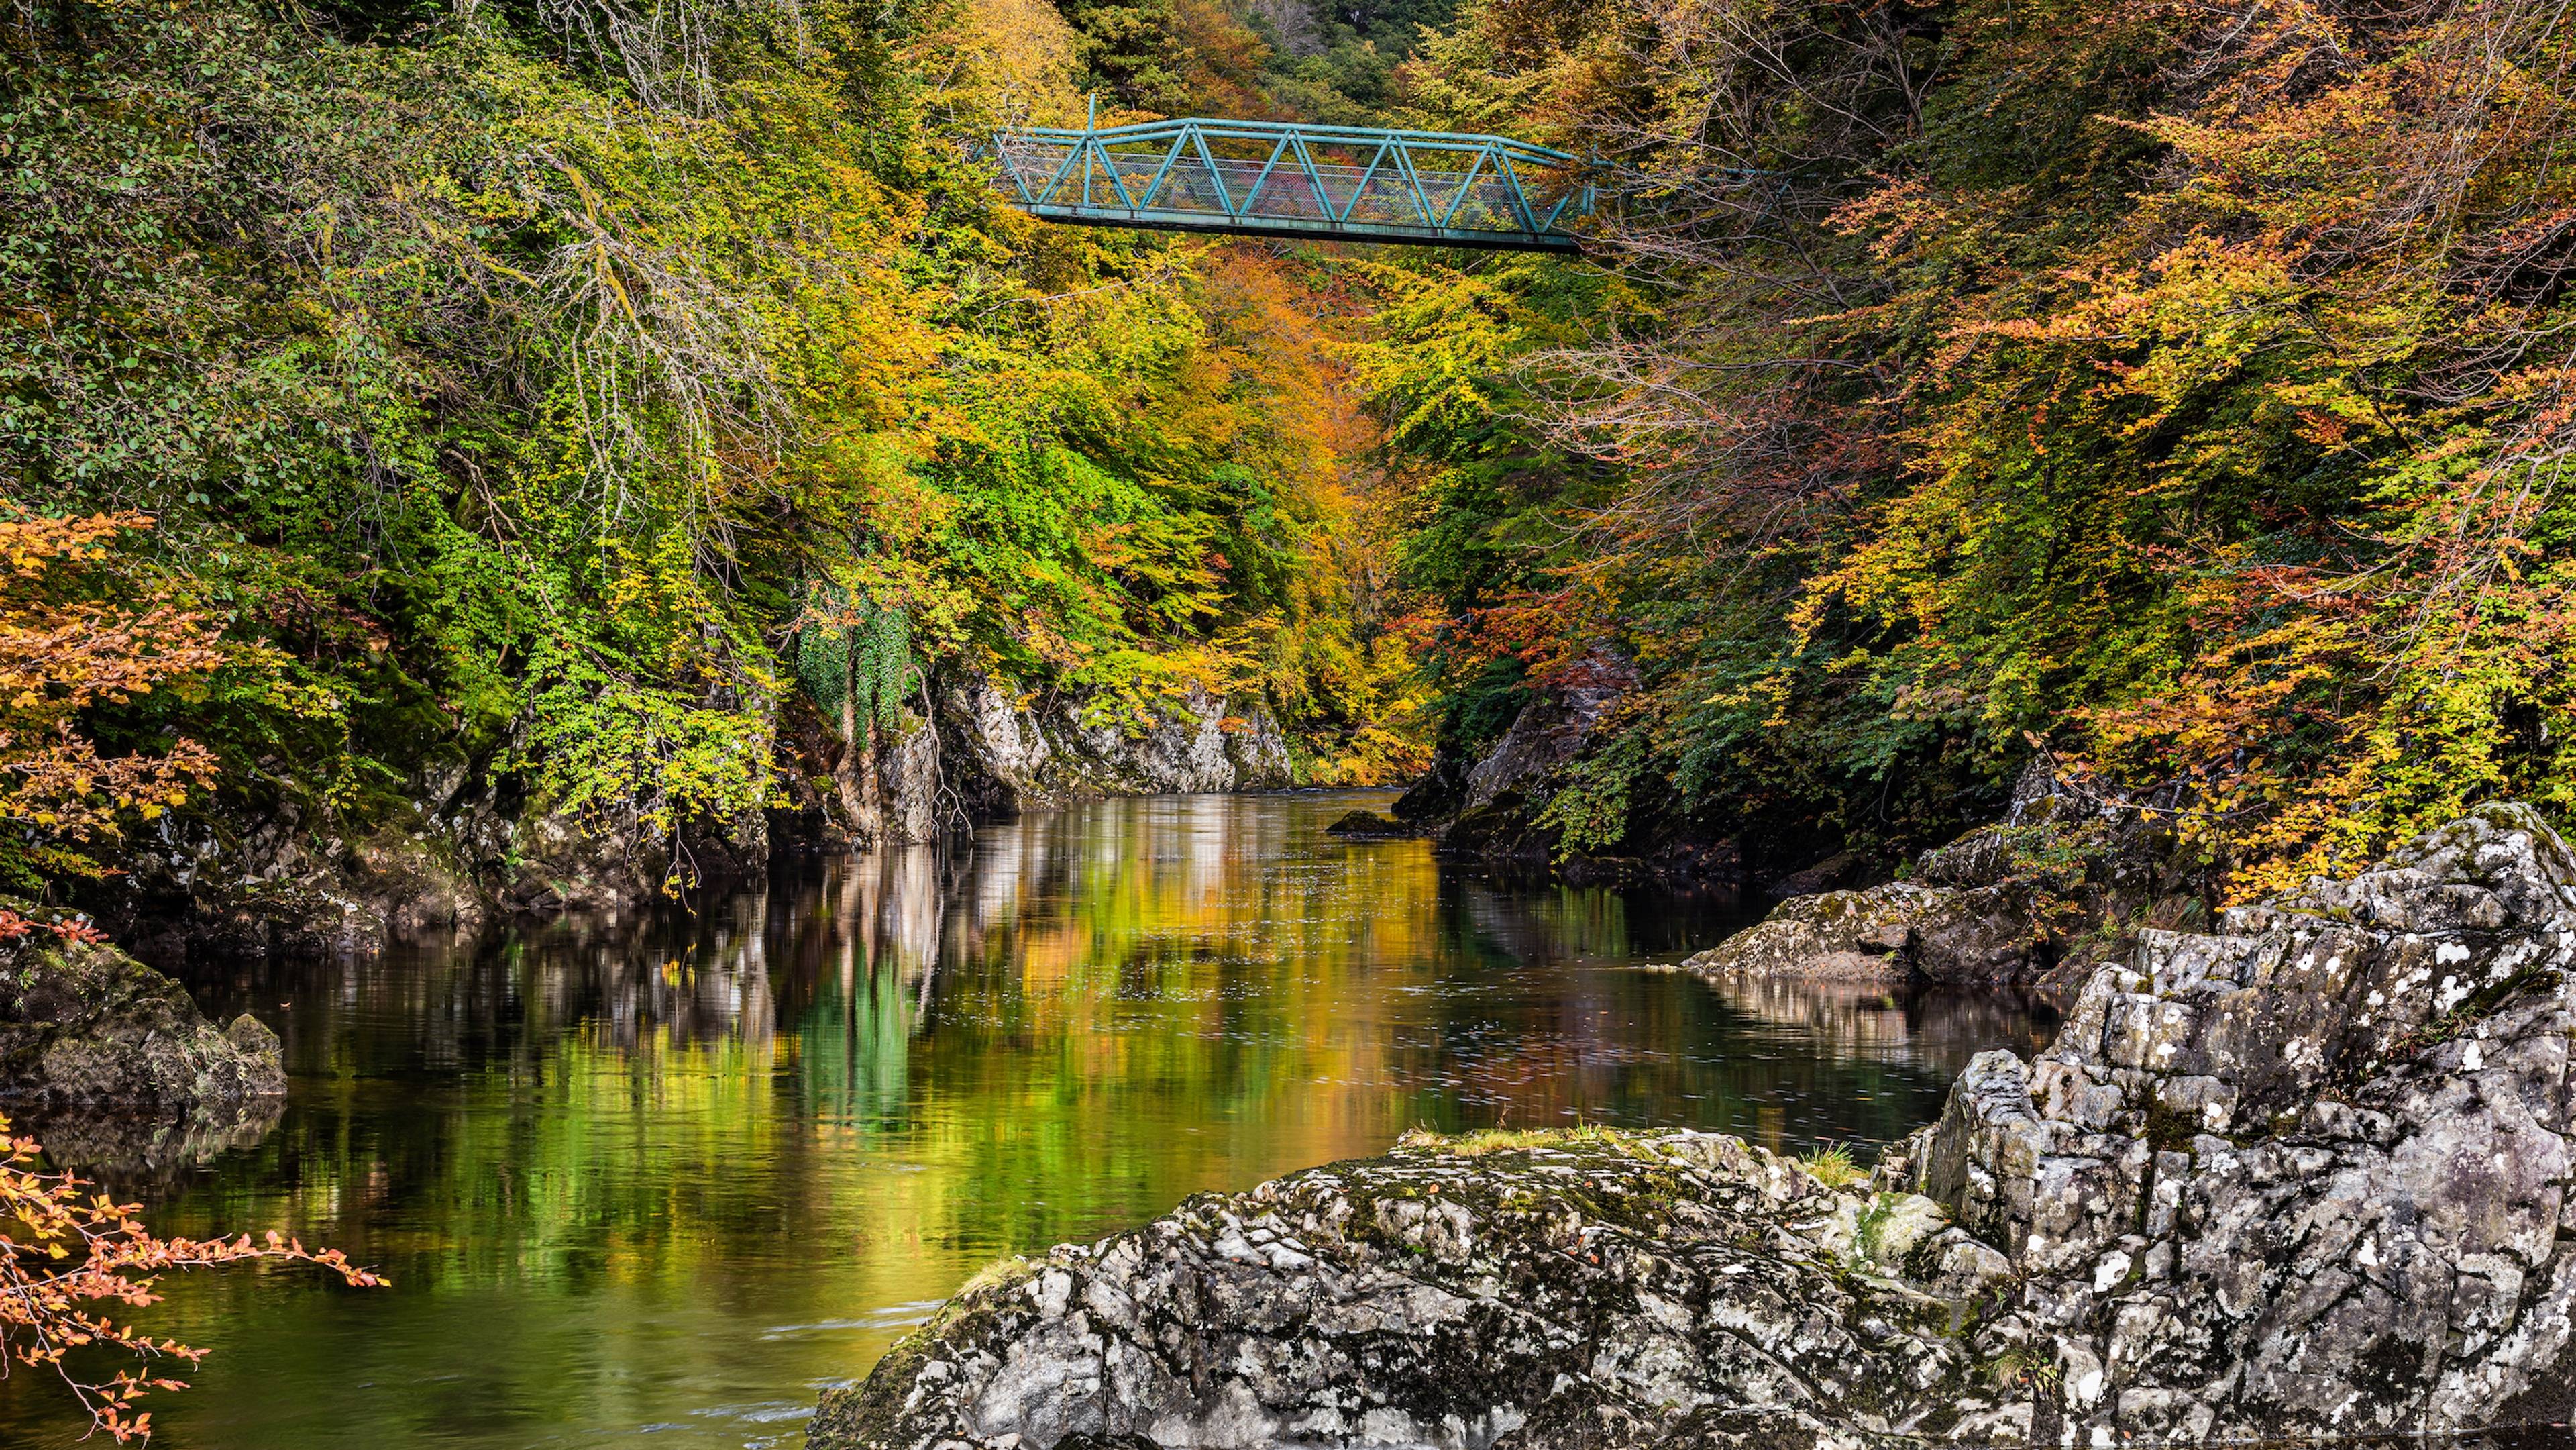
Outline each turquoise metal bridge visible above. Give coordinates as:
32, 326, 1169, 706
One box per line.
990, 117, 1594, 252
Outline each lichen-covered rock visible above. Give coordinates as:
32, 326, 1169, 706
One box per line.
808, 1129, 2023, 1450
1678, 886, 1927, 981
1686, 766, 2208, 988
1894, 802, 2576, 1441
1678, 884, 2036, 984
0, 927, 284, 1113
819, 802, 2576, 1449
941, 674, 1294, 815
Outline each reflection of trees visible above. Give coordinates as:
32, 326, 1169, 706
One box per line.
176, 883, 784, 1079
149, 794, 2059, 1243
28, 793, 2062, 1450
1696, 976, 2061, 1078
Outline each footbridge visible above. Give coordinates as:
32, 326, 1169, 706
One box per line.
990, 115, 1594, 253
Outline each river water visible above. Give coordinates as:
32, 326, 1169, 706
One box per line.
0, 791, 2053, 1449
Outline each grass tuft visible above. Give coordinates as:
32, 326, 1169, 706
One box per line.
1797, 1143, 1868, 1189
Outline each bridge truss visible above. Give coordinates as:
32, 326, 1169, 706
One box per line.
990, 117, 1593, 253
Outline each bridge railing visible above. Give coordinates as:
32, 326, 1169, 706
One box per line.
989, 117, 1593, 252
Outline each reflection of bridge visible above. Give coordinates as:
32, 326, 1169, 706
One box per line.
991, 117, 1593, 252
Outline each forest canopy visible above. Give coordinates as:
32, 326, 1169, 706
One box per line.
7, 0, 2575, 903
1374, 0, 2576, 896
1, 0, 1428, 893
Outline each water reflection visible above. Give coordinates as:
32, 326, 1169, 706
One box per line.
0, 792, 2051, 1450
1695, 974, 2061, 1078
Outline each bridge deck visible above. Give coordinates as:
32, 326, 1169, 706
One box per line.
991, 118, 1592, 252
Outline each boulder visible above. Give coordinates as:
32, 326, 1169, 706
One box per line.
1322, 810, 1411, 839
808, 1129, 2023, 1450
1679, 881, 2037, 983
1684, 764, 2206, 987
1392, 652, 1643, 872
0, 921, 284, 1113
818, 802, 2576, 1448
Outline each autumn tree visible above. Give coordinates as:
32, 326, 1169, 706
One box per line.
1385, 0, 2576, 890
0, 507, 223, 888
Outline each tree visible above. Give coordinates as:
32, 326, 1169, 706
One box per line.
0, 507, 224, 888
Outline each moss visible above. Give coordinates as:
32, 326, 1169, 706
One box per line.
2142, 1097, 2198, 1154
954, 1254, 1038, 1299
1397, 1123, 1641, 1157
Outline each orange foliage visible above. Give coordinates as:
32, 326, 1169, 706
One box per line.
0, 506, 223, 879
0, 1112, 384, 1440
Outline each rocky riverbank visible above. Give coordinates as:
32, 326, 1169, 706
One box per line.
808, 802, 2576, 1447
91, 669, 1295, 961
1678, 766, 2206, 990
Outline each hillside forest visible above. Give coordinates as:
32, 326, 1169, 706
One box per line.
7, 0, 2576, 918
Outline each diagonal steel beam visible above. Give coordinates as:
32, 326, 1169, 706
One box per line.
989, 115, 1594, 252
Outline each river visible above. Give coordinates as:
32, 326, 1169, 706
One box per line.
0, 791, 2053, 1449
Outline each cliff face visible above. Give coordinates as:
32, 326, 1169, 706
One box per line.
808, 803, 2576, 1449
1897, 800, 2576, 1441
938, 676, 1294, 819
1392, 661, 1746, 889
774, 672, 1298, 853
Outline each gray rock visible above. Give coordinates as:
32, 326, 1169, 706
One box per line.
818, 802, 2576, 1447
1680, 882, 2037, 983
941, 674, 1294, 815
1904, 802, 2576, 1440
810, 1130, 2016, 1450
1686, 764, 2208, 987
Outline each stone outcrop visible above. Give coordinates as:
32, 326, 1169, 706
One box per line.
813, 802, 2576, 1449
1395, 654, 1637, 870
1684, 766, 2205, 987
0, 915, 284, 1116
940, 674, 1294, 817
808, 1129, 2023, 1450
1886, 800, 2576, 1441
97, 720, 769, 958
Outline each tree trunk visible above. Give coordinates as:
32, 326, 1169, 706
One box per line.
833, 637, 885, 849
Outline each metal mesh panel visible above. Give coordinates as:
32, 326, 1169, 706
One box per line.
1343, 173, 1423, 225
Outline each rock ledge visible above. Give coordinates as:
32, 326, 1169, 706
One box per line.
814, 803, 2576, 1448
